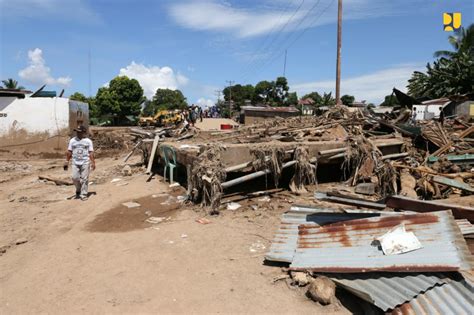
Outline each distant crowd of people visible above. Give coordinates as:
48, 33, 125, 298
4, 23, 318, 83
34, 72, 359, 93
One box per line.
179, 104, 222, 127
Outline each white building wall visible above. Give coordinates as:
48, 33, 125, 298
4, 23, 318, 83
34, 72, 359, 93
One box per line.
0, 97, 70, 135
412, 105, 443, 121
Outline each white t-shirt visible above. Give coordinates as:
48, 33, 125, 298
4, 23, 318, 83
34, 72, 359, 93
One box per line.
68, 137, 94, 165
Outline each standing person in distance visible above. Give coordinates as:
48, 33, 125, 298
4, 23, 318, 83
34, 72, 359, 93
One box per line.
64, 126, 96, 200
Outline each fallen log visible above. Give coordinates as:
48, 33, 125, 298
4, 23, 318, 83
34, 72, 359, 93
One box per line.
38, 176, 73, 186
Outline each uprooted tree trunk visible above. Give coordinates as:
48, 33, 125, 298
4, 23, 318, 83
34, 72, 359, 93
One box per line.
250, 146, 285, 189
290, 147, 317, 194
189, 144, 226, 214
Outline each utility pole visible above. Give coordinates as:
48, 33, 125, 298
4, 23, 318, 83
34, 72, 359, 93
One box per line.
214, 89, 222, 101
283, 49, 287, 77
225, 80, 234, 116
88, 49, 92, 97
335, 0, 343, 105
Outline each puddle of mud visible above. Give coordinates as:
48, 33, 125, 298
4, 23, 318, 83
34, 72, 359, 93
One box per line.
86, 195, 182, 233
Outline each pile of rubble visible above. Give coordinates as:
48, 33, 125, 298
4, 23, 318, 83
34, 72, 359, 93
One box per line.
124, 105, 473, 216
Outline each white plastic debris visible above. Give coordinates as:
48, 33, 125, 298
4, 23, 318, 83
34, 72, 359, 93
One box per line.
179, 144, 200, 149
111, 178, 122, 183
177, 195, 188, 202
160, 195, 177, 205
376, 224, 422, 255
249, 241, 266, 253
257, 196, 271, 202
227, 202, 242, 211
122, 201, 140, 208
181, 234, 188, 238
146, 216, 166, 224
169, 183, 180, 188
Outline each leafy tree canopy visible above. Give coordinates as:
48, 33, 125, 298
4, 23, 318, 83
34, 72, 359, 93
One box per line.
69, 92, 88, 103
223, 84, 254, 111
2, 78, 25, 90
94, 76, 144, 123
340, 94, 355, 105
380, 94, 400, 107
143, 88, 187, 115
408, 23, 473, 99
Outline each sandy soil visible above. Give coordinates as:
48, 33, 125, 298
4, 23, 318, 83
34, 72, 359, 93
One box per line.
0, 156, 350, 314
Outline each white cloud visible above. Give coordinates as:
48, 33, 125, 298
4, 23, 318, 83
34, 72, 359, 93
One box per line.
196, 98, 215, 108
18, 48, 72, 87
118, 62, 189, 98
168, 0, 429, 38
0, 0, 101, 24
169, 1, 305, 38
292, 64, 424, 104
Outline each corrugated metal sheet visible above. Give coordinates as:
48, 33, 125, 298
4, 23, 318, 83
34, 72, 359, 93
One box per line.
456, 219, 474, 236
329, 273, 451, 311
265, 205, 402, 263
290, 211, 474, 272
393, 279, 474, 315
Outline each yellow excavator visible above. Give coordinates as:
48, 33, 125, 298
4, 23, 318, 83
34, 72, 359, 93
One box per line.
138, 109, 182, 127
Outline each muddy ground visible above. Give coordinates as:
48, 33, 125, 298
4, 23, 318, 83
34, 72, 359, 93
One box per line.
0, 154, 355, 314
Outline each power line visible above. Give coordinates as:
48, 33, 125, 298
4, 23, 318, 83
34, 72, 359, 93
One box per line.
239, 0, 306, 79
243, 0, 321, 82
241, 0, 335, 83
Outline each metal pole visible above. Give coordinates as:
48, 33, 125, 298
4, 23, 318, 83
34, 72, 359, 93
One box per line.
221, 161, 297, 189
335, 0, 343, 105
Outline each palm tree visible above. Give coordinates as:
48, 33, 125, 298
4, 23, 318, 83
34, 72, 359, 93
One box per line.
434, 24, 474, 58
1, 78, 25, 90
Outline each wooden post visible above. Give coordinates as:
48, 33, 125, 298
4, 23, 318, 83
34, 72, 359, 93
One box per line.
335, 0, 343, 105
146, 135, 160, 174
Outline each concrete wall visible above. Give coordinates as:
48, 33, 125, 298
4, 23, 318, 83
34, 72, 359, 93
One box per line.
0, 97, 89, 157
454, 101, 474, 120
243, 110, 299, 124
413, 105, 442, 120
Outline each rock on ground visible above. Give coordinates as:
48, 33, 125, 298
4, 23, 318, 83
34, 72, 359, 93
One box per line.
307, 276, 336, 305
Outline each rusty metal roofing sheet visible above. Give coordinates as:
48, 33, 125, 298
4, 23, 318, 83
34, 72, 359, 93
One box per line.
290, 210, 474, 272
393, 279, 474, 315
456, 219, 474, 236
265, 205, 400, 263
329, 273, 451, 311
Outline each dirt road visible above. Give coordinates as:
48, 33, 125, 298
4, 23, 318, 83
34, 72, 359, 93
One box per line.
0, 157, 348, 314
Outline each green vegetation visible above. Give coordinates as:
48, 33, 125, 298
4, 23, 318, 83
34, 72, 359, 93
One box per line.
408, 24, 473, 99
1, 78, 25, 90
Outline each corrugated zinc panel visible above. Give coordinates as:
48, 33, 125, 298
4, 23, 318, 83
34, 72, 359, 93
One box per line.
265, 206, 394, 263
329, 273, 451, 311
393, 279, 474, 315
290, 211, 474, 272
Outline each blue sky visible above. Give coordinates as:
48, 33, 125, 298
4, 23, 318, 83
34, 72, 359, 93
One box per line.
0, 0, 472, 105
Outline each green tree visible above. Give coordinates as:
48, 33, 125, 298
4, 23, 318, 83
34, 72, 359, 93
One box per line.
271, 76, 289, 105
2, 78, 25, 89
321, 92, 336, 106
95, 76, 144, 124
285, 92, 298, 106
144, 88, 187, 115
380, 94, 400, 106
223, 84, 254, 111
340, 94, 355, 106
302, 92, 323, 105
434, 24, 474, 58
253, 80, 273, 104
69, 92, 88, 102
408, 53, 473, 98
408, 23, 474, 99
